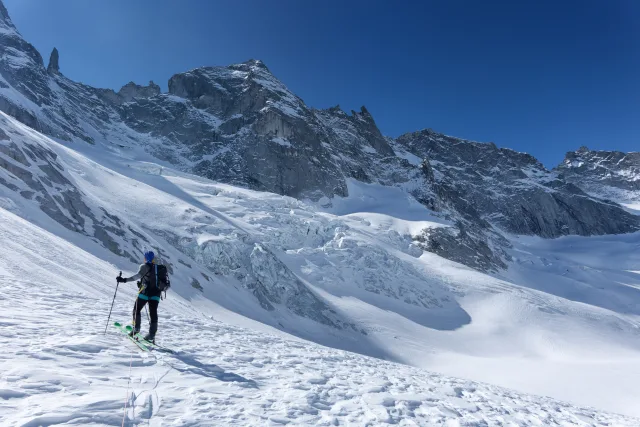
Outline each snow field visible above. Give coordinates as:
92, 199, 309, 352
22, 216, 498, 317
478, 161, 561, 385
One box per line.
1, 276, 638, 426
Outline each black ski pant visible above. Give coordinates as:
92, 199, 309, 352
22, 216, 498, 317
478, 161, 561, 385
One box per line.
132, 297, 158, 334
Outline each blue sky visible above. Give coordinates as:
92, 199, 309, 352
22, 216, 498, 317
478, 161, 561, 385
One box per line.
4, 0, 638, 166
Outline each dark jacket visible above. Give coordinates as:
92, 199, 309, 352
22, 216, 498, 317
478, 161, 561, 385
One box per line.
125, 263, 162, 301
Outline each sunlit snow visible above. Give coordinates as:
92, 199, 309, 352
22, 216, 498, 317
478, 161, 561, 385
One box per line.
1, 112, 639, 425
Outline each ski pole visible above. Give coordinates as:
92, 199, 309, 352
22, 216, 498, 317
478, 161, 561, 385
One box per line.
104, 271, 122, 334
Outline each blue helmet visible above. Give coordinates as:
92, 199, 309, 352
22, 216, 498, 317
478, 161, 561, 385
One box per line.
144, 251, 155, 263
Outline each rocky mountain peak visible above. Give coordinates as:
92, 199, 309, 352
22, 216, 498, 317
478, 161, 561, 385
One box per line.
351, 106, 373, 121
395, 130, 638, 242
167, 59, 306, 121
399, 128, 545, 171
326, 105, 344, 115
47, 47, 60, 74
226, 59, 271, 75
117, 80, 161, 102
0, 0, 16, 31
243, 58, 269, 71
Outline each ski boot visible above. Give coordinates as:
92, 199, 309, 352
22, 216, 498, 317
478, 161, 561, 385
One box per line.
143, 322, 157, 343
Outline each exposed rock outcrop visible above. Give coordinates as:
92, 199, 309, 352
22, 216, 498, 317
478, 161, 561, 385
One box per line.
117, 80, 160, 102
47, 48, 59, 74
556, 147, 640, 205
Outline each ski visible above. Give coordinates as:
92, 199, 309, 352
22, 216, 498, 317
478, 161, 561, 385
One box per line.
134, 334, 175, 354
113, 321, 174, 354
113, 321, 150, 352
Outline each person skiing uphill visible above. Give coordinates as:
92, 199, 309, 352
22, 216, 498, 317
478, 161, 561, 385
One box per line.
116, 251, 167, 342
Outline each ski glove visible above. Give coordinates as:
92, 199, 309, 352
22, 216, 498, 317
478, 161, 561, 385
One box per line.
116, 276, 127, 283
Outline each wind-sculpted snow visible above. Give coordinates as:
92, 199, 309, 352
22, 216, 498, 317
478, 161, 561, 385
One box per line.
2, 272, 637, 426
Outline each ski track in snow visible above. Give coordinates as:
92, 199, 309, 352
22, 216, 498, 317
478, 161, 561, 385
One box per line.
1, 279, 638, 427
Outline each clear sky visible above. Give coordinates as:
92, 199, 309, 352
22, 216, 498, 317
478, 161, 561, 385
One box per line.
4, 0, 638, 167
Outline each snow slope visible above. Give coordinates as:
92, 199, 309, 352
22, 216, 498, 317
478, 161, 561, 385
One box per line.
1, 112, 640, 423
1, 208, 639, 426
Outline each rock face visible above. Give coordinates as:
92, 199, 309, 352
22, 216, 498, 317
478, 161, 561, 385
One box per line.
0, 3, 52, 133
395, 130, 639, 238
556, 147, 640, 205
47, 48, 59, 74
117, 81, 160, 102
0, 0, 636, 274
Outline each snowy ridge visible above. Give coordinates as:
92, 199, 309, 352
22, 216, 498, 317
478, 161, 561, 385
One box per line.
395, 129, 638, 238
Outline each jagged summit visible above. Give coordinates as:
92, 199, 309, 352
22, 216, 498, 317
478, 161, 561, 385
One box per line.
117, 80, 160, 101
47, 47, 59, 74
182, 58, 271, 77
322, 105, 375, 121
351, 105, 373, 120
0, 0, 16, 32
234, 58, 270, 71
326, 104, 344, 114
395, 130, 637, 239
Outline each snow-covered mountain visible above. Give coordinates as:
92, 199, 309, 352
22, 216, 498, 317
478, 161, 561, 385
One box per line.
1, 1, 640, 424
0, 0, 637, 274
556, 146, 640, 212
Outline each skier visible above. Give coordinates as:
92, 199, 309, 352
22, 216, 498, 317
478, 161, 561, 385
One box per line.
116, 251, 162, 342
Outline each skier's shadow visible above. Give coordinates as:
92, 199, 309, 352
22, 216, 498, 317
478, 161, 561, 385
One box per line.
167, 352, 258, 388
